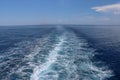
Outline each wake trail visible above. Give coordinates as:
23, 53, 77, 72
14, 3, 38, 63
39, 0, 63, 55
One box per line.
30, 35, 66, 80
0, 27, 113, 80
30, 28, 113, 80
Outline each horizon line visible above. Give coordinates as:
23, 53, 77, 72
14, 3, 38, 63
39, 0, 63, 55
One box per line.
0, 24, 120, 26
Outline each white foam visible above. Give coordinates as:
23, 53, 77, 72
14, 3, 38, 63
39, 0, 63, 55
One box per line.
26, 37, 49, 60
30, 35, 65, 80
29, 30, 113, 80
11, 29, 113, 80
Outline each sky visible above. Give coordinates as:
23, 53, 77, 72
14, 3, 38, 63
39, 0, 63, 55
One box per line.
0, 0, 120, 25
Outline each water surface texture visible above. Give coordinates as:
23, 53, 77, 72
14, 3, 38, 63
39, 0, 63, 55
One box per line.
0, 25, 119, 80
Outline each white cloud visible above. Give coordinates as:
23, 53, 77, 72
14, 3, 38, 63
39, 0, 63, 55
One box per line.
92, 3, 120, 15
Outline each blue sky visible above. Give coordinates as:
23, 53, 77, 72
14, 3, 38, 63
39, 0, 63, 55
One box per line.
0, 0, 120, 25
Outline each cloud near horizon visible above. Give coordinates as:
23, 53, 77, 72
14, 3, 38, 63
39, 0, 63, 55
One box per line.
92, 3, 120, 15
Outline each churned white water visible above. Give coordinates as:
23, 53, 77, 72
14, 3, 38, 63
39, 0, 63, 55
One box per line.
30, 30, 113, 80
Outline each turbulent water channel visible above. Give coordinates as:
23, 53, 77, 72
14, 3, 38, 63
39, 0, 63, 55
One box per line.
0, 27, 113, 80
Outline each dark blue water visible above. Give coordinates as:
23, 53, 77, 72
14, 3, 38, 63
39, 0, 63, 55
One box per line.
0, 25, 119, 80
71, 25, 120, 80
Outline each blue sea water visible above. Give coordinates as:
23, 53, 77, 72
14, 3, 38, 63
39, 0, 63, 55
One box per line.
0, 25, 119, 80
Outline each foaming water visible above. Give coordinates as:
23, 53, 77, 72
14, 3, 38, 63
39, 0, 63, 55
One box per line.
30, 35, 66, 80
30, 30, 113, 80
0, 27, 113, 80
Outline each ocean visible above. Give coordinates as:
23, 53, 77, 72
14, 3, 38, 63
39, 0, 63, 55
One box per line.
0, 25, 119, 80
